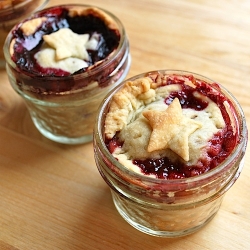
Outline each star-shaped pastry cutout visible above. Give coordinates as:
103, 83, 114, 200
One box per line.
143, 98, 202, 161
43, 28, 90, 61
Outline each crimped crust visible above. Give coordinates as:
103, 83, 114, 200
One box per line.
105, 77, 157, 139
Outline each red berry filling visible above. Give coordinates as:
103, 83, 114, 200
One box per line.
106, 75, 238, 179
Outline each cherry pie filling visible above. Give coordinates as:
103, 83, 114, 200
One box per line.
105, 74, 238, 179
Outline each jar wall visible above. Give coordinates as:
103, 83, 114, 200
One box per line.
4, 4, 131, 144
111, 190, 224, 237
93, 70, 248, 237
6, 49, 130, 144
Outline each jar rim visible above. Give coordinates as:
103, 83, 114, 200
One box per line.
95, 69, 248, 185
3, 3, 127, 80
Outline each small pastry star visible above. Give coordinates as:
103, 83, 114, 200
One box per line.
143, 98, 202, 161
43, 28, 90, 61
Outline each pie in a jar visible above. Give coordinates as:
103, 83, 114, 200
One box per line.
104, 72, 238, 179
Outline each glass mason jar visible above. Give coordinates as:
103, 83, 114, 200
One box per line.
0, 0, 49, 68
93, 70, 248, 237
4, 4, 131, 144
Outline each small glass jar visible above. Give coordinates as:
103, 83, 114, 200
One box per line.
4, 4, 131, 144
93, 70, 248, 237
0, 0, 49, 68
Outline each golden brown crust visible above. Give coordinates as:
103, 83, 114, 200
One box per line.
104, 77, 156, 139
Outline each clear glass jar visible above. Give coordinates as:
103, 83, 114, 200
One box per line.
4, 4, 131, 144
0, 0, 49, 68
93, 70, 248, 237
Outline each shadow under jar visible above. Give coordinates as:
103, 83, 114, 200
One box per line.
93, 70, 248, 237
4, 4, 130, 144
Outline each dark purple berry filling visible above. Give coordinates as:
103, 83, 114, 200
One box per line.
11, 6, 120, 77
